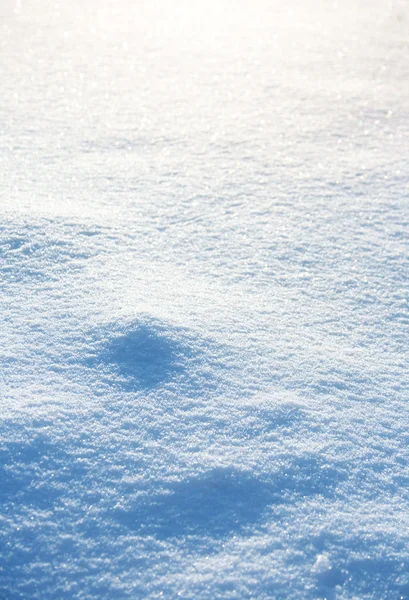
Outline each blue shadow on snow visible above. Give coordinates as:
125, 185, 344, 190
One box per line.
112, 467, 274, 539
95, 322, 189, 390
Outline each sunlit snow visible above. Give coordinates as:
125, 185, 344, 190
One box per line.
1, 0, 409, 598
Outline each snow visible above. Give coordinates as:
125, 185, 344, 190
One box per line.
1, 0, 409, 598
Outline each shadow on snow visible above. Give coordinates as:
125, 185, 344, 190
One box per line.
111, 467, 273, 539
81, 319, 221, 394
100, 323, 185, 389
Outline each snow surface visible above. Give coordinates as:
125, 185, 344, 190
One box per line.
1, 0, 409, 598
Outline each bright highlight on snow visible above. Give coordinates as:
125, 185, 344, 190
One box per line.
1, 0, 409, 598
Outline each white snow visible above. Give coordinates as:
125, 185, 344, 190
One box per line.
1, 0, 409, 598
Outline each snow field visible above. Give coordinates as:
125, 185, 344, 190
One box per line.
1, 0, 409, 598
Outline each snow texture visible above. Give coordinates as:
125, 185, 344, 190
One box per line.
1, 0, 409, 598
